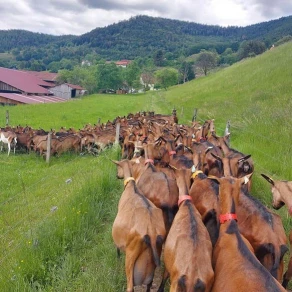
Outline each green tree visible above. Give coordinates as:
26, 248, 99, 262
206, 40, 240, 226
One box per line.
177, 56, 195, 83
141, 66, 155, 91
154, 50, 164, 67
237, 40, 266, 60
124, 61, 141, 92
30, 60, 45, 71
274, 35, 292, 46
219, 48, 237, 65
97, 63, 123, 92
196, 50, 218, 76
155, 67, 178, 90
57, 65, 98, 94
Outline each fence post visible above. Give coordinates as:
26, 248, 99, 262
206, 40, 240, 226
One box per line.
192, 108, 198, 122
224, 120, 231, 135
115, 123, 120, 145
224, 120, 231, 146
6, 110, 9, 126
46, 132, 52, 163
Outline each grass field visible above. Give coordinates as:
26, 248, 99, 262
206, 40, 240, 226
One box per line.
0, 42, 291, 291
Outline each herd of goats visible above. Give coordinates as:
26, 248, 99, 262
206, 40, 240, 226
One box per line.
0, 110, 292, 291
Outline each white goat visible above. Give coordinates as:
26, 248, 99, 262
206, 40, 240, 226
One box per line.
0, 131, 17, 155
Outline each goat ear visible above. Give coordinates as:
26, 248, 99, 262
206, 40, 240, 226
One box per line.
241, 173, 253, 185
261, 174, 275, 185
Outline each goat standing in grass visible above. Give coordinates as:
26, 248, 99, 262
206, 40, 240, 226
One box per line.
0, 130, 17, 155
211, 175, 286, 292
112, 159, 166, 292
158, 167, 214, 292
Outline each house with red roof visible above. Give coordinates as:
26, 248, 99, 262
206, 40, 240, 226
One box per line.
115, 60, 131, 68
0, 67, 85, 105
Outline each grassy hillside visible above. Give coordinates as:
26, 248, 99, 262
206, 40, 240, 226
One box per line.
0, 42, 291, 290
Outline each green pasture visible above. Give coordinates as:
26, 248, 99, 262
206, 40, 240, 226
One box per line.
0, 42, 291, 291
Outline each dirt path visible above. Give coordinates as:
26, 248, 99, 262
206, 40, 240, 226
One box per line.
134, 265, 163, 292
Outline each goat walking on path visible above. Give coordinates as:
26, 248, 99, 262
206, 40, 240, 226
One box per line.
158, 167, 214, 292
112, 159, 166, 292
211, 175, 286, 292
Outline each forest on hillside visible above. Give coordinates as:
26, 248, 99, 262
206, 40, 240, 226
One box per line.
0, 15, 292, 72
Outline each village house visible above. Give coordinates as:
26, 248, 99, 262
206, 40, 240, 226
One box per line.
115, 60, 131, 68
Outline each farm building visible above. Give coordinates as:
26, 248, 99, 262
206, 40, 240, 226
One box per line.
49, 83, 86, 99
105, 60, 132, 68
21, 70, 59, 86
0, 67, 85, 105
115, 60, 131, 68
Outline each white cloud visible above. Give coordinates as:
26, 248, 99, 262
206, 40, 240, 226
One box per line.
0, 0, 291, 35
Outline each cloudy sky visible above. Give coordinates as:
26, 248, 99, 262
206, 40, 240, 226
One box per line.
1, 0, 292, 36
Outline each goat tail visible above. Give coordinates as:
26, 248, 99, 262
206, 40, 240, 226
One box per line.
143, 234, 163, 267
272, 244, 288, 281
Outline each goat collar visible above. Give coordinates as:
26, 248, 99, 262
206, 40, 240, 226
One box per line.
178, 195, 192, 207
199, 137, 206, 142
192, 170, 203, 179
219, 213, 237, 224
124, 177, 135, 187
169, 150, 176, 156
145, 159, 154, 165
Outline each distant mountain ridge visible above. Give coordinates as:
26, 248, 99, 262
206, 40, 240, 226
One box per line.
0, 14, 291, 64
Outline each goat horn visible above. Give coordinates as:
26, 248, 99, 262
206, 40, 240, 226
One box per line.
261, 174, 275, 185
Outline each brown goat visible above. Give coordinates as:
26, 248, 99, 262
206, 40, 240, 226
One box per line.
212, 175, 286, 292
53, 134, 81, 155
261, 173, 292, 288
158, 167, 214, 292
211, 134, 254, 179
191, 142, 222, 177
282, 231, 292, 288
16, 132, 33, 152
112, 160, 166, 292
261, 174, 292, 214
211, 153, 253, 191
119, 145, 179, 232
157, 137, 194, 169
189, 170, 220, 247
190, 171, 288, 281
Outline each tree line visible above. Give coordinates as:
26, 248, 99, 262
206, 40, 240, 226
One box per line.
56, 35, 292, 94
1, 14, 292, 72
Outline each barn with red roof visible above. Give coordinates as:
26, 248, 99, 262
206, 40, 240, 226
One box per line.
0, 67, 85, 105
